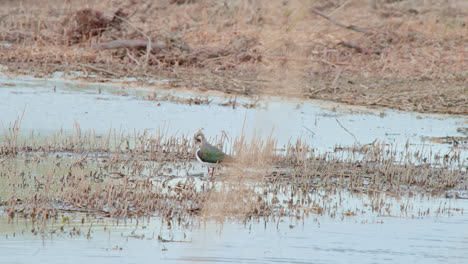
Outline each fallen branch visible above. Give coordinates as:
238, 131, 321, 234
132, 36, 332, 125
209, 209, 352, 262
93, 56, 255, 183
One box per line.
113, 15, 156, 65
307, 86, 330, 95
310, 8, 370, 34
93, 39, 166, 51
339, 41, 382, 55
72, 154, 88, 167
0, 31, 32, 42
77, 63, 119, 76
0, 156, 11, 164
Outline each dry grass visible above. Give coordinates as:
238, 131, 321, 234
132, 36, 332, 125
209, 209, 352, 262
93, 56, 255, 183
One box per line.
1, 122, 466, 229
0, 0, 466, 114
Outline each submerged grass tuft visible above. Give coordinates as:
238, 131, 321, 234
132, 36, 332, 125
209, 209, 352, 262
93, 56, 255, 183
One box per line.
0, 121, 465, 231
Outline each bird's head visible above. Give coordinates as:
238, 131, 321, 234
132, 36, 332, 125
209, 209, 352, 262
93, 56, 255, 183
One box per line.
193, 131, 206, 145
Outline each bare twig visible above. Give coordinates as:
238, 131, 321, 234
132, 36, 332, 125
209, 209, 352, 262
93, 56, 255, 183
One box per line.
329, 0, 353, 16
302, 126, 315, 137
0, 156, 10, 164
72, 154, 88, 167
335, 118, 360, 144
93, 39, 166, 51
113, 15, 155, 65
331, 67, 342, 91
126, 49, 141, 66
307, 87, 330, 96
339, 41, 382, 55
77, 63, 118, 76
0, 31, 32, 42
310, 8, 370, 34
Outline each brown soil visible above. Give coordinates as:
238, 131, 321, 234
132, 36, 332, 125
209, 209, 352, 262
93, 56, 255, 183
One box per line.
0, 0, 467, 115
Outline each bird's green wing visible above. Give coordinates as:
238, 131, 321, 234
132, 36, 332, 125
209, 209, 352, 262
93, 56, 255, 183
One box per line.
199, 148, 226, 163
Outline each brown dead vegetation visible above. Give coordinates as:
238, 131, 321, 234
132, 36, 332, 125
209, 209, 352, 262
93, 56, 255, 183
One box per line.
64, 8, 127, 44
0, 0, 466, 114
0, 125, 465, 228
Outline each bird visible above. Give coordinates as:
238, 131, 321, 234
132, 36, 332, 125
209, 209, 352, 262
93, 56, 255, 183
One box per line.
193, 131, 230, 177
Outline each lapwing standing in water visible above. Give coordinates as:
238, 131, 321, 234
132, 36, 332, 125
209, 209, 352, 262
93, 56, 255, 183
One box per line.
193, 131, 230, 177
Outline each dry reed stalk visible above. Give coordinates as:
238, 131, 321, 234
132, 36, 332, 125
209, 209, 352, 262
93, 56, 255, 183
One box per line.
0, 122, 466, 231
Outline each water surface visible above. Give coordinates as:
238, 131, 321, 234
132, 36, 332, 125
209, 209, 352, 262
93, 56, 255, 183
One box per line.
0, 75, 466, 156
0, 74, 467, 264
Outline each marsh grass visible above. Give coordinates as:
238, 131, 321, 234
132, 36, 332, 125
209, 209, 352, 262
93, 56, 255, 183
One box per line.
0, 121, 465, 232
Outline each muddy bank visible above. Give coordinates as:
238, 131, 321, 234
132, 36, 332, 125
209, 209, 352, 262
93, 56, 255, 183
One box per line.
1, 0, 467, 115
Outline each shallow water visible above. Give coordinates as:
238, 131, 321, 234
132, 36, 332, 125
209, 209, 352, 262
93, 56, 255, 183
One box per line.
0, 192, 466, 264
0, 74, 467, 263
0, 75, 466, 157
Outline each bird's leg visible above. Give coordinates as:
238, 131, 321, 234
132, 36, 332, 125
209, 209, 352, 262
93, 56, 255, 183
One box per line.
206, 167, 210, 177
211, 167, 215, 177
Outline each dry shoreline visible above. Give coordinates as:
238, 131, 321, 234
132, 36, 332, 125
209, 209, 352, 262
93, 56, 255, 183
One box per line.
1, 0, 466, 115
